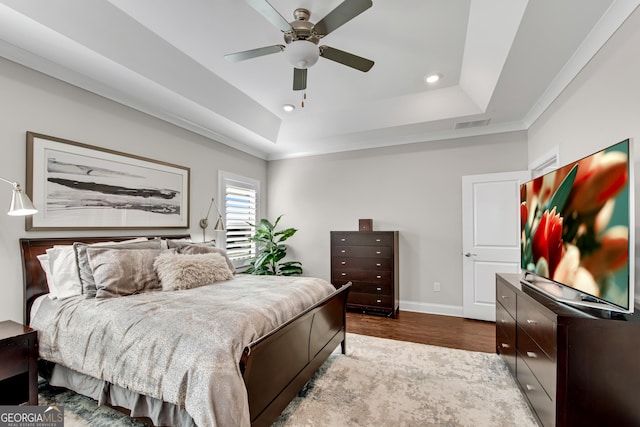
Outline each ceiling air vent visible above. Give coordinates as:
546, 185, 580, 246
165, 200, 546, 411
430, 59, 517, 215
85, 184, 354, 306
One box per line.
454, 119, 491, 129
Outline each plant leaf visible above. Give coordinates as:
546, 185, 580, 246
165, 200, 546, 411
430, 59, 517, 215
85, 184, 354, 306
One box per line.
546, 164, 578, 214
272, 214, 283, 229
274, 228, 297, 242
258, 218, 274, 232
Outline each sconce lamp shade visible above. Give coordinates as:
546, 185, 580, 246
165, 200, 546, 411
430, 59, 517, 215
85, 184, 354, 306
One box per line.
9, 186, 38, 216
0, 178, 38, 216
200, 197, 225, 241
213, 216, 225, 231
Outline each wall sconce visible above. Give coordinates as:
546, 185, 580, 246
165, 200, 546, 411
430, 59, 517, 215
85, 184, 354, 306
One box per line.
199, 198, 224, 242
0, 177, 37, 216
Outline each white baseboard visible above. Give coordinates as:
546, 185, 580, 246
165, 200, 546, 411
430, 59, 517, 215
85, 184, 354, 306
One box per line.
399, 300, 463, 318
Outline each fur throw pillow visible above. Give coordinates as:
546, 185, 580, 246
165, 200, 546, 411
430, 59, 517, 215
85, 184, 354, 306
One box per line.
154, 251, 234, 291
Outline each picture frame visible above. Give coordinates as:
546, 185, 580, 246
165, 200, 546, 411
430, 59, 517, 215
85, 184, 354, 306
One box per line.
26, 132, 190, 230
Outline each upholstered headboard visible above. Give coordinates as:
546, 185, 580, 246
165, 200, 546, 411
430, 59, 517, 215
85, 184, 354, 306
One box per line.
20, 234, 190, 325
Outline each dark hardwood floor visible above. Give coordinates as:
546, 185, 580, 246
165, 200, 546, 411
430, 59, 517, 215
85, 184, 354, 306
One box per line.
346, 310, 496, 353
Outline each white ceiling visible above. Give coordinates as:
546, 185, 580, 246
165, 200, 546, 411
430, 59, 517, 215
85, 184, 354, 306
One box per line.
0, 0, 637, 160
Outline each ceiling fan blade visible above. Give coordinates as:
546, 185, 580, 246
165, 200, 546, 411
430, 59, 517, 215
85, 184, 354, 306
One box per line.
313, 0, 372, 36
320, 46, 374, 72
224, 45, 285, 62
293, 68, 307, 91
245, 0, 293, 32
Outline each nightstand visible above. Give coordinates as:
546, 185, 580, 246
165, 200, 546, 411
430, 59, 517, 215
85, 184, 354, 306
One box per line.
0, 320, 38, 405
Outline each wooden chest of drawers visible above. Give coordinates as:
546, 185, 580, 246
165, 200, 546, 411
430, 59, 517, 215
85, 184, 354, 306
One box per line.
496, 273, 640, 427
330, 231, 398, 317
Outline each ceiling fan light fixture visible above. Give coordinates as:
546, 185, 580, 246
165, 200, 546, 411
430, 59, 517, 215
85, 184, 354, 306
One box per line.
285, 40, 319, 69
283, 104, 295, 112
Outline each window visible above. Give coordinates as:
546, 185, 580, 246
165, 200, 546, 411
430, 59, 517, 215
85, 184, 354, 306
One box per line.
219, 171, 260, 267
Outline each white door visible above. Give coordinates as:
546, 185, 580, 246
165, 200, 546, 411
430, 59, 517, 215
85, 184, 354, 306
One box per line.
462, 170, 530, 321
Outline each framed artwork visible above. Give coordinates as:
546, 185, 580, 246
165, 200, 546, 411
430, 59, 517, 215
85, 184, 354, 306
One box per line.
26, 132, 190, 230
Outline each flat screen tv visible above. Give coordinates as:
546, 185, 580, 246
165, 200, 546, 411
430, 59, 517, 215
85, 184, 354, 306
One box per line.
520, 139, 634, 313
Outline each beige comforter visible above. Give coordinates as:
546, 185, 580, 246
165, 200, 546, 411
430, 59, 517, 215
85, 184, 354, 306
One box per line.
31, 274, 337, 427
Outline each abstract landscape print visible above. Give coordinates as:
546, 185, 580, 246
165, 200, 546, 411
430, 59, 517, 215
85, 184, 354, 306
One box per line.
27, 132, 189, 230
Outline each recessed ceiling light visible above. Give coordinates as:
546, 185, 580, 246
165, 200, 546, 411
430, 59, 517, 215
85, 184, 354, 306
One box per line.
425, 74, 441, 84
283, 104, 295, 112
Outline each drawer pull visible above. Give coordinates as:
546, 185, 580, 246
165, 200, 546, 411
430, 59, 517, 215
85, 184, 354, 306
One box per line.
340, 238, 346, 242
341, 273, 347, 276
500, 295, 509, 300
341, 261, 346, 265
526, 319, 537, 325
526, 351, 537, 358
376, 263, 381, 266
376, 299, 382, 303
376, 251, 381, 254
501, 343, 510, 349
376, 275, 382, 279
376, 239, 381, 242
525, 384, 536, 392
341, 250, 346, 253
376, 287, 382, 291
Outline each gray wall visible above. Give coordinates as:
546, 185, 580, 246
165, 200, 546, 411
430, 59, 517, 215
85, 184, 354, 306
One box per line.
268, 132, 528, 315
5, 5, 638, 323
528, 7, 640, 306
0, 57, 267, 323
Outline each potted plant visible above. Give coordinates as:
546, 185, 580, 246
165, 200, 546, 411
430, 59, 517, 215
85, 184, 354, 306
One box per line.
245, 215, 303, 276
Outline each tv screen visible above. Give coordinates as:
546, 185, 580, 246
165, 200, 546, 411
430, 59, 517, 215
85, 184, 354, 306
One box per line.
520, 139, 634, 313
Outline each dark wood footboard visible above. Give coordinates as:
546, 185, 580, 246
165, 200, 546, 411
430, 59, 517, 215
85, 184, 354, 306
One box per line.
242, 282, 351, 427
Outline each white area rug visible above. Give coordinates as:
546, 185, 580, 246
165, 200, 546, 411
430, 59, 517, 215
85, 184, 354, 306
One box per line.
41, 333, 537, 426
273, 333, 538, 426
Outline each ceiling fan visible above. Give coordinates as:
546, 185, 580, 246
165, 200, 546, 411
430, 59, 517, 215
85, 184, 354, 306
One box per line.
225, 0, 374, 91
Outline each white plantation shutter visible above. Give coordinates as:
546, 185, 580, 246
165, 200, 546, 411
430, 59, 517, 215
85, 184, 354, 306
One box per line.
219, 172, 260, 266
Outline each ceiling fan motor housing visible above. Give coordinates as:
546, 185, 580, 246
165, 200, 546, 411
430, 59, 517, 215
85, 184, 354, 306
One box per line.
284, 8, 319, 44
283, 8, 321, 69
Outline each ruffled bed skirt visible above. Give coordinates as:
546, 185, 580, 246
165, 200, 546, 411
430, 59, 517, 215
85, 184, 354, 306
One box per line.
44, 363, 196, 427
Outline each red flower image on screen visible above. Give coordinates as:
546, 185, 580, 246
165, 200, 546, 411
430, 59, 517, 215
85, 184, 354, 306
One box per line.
520, 140, 630, 308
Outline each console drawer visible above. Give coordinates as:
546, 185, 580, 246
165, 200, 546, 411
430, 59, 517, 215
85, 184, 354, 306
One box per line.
496, 318, 516, 375
517, 325, 556, 399
496, 279, 517, 318
496, 300, 515, 332
517, 296, 557, 359
517, 358, 555, 427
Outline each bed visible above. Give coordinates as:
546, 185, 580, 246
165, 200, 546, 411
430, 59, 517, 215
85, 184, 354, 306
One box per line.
20, 235, 351, 427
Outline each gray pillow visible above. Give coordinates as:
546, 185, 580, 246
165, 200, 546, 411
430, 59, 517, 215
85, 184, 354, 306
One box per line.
87, 247, 162, 299
166, 240, 236, 274
74, 239, 161, 298
154, 251, 234, 291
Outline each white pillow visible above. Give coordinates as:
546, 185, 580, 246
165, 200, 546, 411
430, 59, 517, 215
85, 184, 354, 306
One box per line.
36, 253, 58, 299
46, 245, 82, 299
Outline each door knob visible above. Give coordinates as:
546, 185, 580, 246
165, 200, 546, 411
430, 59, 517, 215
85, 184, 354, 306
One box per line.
464, 252, 477, 257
